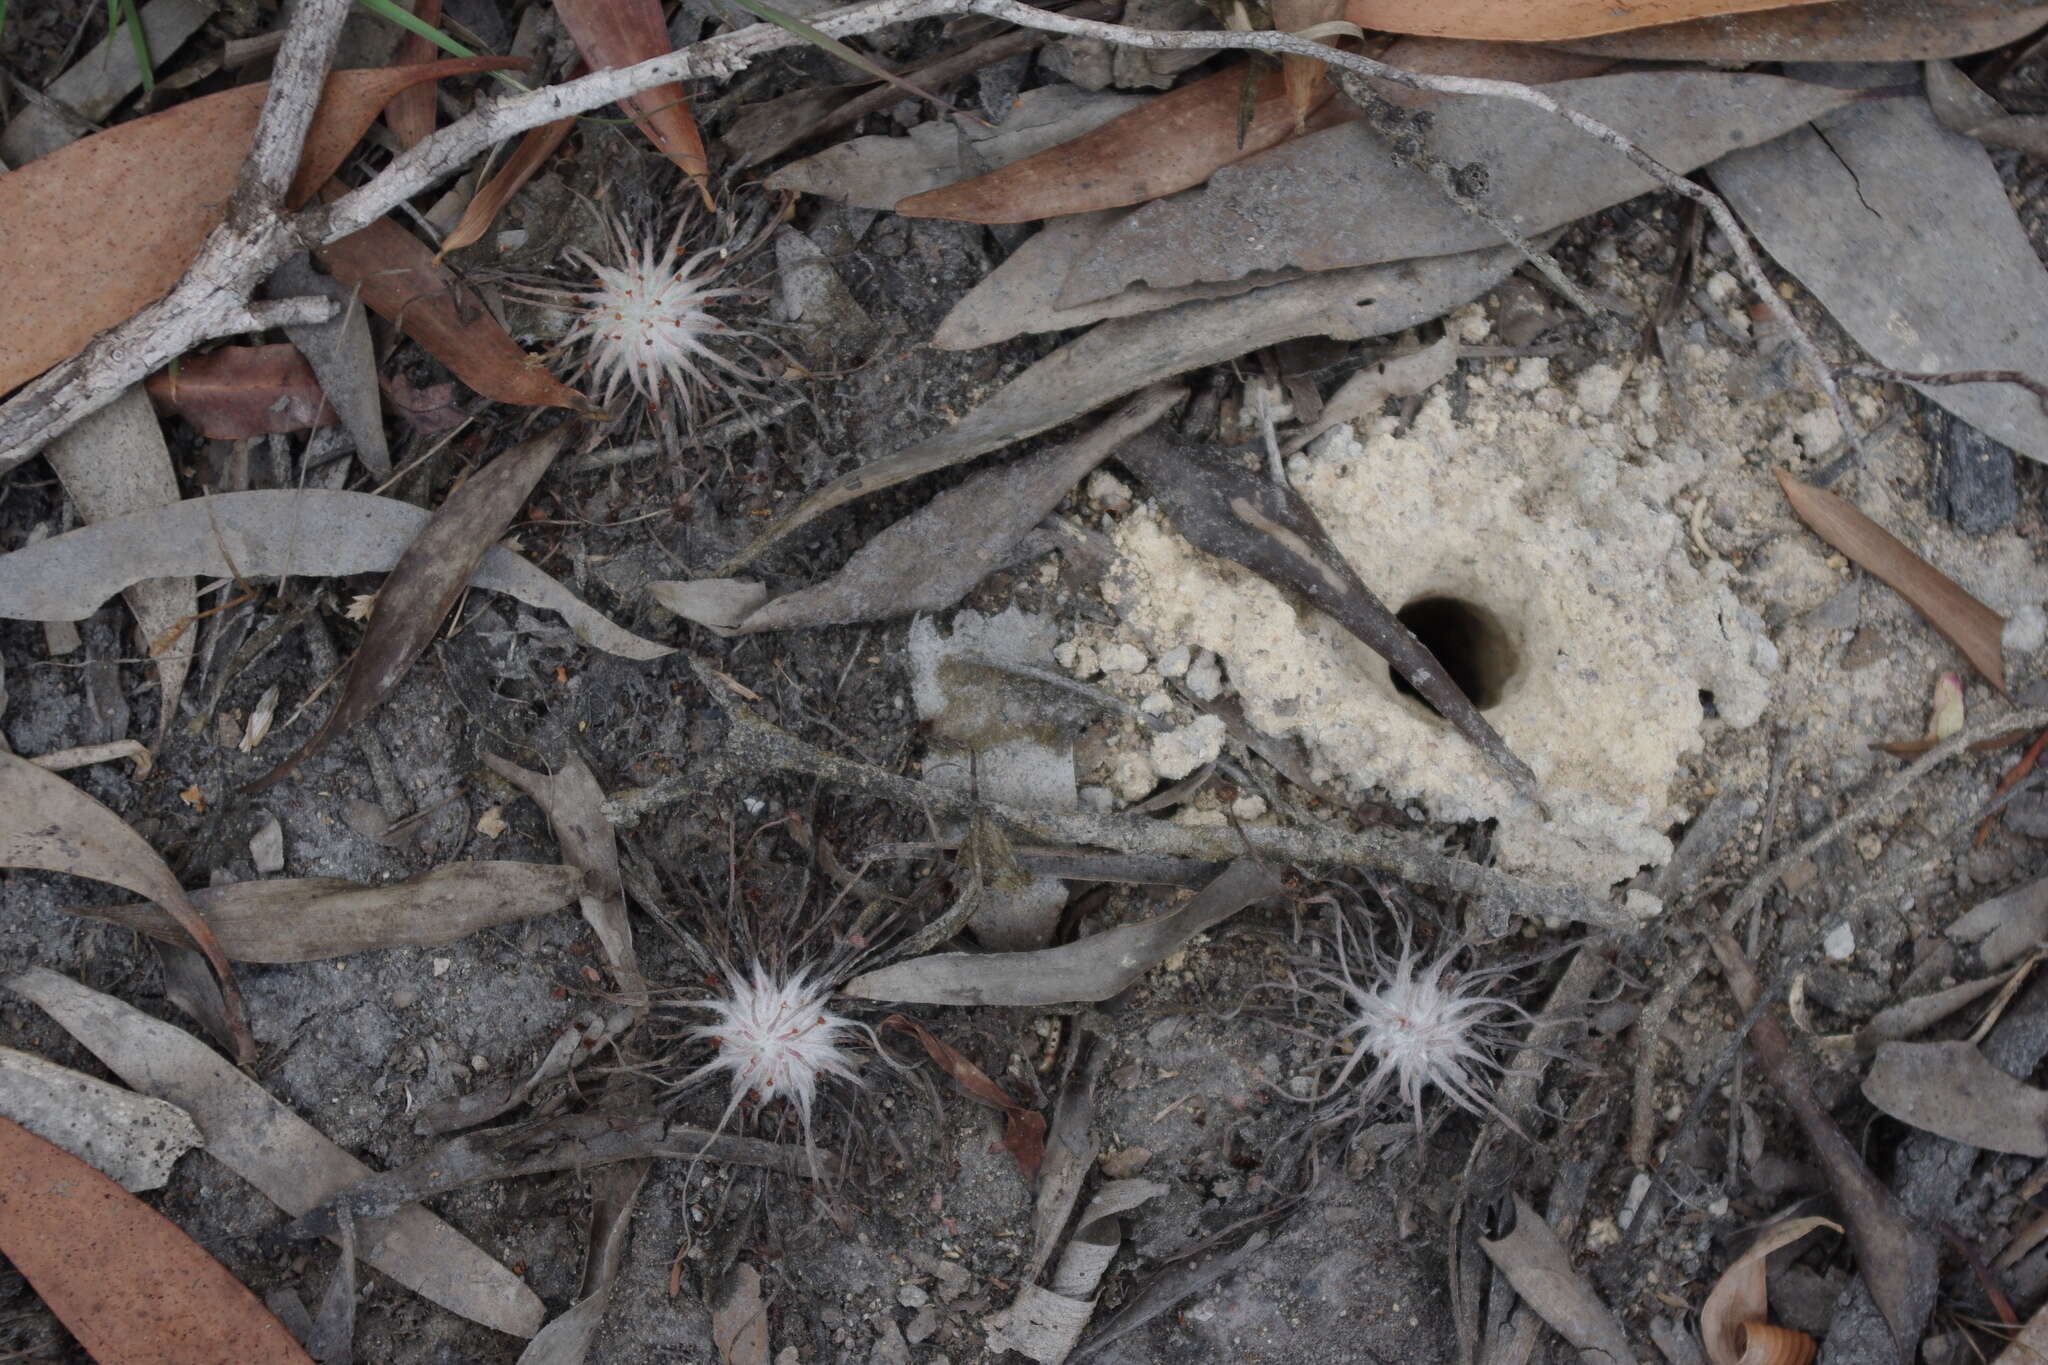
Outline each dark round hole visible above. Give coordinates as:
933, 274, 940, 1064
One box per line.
1389, 595, 1519, 715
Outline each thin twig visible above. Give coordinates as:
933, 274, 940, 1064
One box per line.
1837, 363, 2048, 417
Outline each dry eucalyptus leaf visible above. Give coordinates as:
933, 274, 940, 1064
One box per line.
1863, 1040, 2048, 1156
0, 489, 667, 661
0, 752, 252, 1063
0, 0, 212, 163
1551, 0, 2048, 62
1282, 335, 1457, 454
144, 343, 336, 438
81, 861, 585, 963
668, 385, 1182, 633
1715, 88, 2048, 462
1924, 58, 2048, 158
710, 1263, 771, 1365
1058, 72, 1854, 306
6, 968, 546, 1338
1700, 1216, 1838, 1365
769, 85, 1144, 210
514, 1159, 648, 1365
1478, 1195, 1636, 1364
482, 755, 642, 1002
0, 1115, 314, 1364
267, 252, 391, 477
1774, 470, 2006, 690
1342, 0, 1832, 40
0, 1046, 200, 1192
247, 423, 575, 791
728, 242, 1524, 568
845, 860, 1284, 1005
555, 0, 710, 188
1948, 876, 2048, 968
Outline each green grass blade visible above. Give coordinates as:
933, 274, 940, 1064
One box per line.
719, 0, 978, 123
112, 0, 154, 94
350, 0, 529, 90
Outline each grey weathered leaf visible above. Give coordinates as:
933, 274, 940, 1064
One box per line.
0, 1046, 201, 1192
1280, 335, 1457, 454
269, 252, 391, 477
0, 752, 253, 1063
671, 386, 1181, 633
1713, 78, 2048, 461
842, 859, 1283, 1006
1549, 0, 2048, 63
1478, 1196, 1636, 1365
516, 1159, 649, 1365
728, 243, 1524, 568
710, 1263, 771, 1365
1059, 72, 1855, 306
483, 755, 642, 1003
82, 861, 586, 963
6, 968, 546, 1338
1864, 1040, 2048, 1156
0, 488, 667, 661
764, 84, 1144, 209
0, 0, 212, 163
1924, 58, 2048, 159
1948, 875, 2048, 968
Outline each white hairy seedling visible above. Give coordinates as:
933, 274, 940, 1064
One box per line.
558, 217, 766, 422
1286, 914, 1525, 1133
681, 964, 864, 1139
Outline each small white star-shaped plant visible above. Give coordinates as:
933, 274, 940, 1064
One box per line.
681, 965, 864, 1142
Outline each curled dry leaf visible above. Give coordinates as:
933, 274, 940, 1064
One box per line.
1340, 0, 1834, 40
883, 1014, 1047, 1179
0, 752, 253, 1064
554, 0, 709, 191
144, 343, 336, 438
0, 57, 517, 394
316, 198, 593, 413
438, 116, 577, 258
83, 860, 585, 963
0, 1116, 313, 1364
0, 489, 668, 660
7, 968, 546, 1337
1550, 0, 2048, 62
895, 63, 1333, 224
1477, 1195, 1635, 1364
249, 423, 576, 792
1774, 470, 2006, 691
1700, 1216, 1838, 1365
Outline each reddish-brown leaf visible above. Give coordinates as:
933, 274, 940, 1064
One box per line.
1775, 469, 2007, 692
316, 195, 592, 413
246, 422, 575, 793
894, 39, 1608, 224
437, 116, 577, 259
0, 1116, 313, 1363
0, 57, 519, 395
883, 1014, 1047, 1180
1272, 0, 1344, 130
1548, 0, 2048, 62
145, 343, 337, 438
0, 751, 255, 1065
384, 0, 444, 150
554, 0, 711, 192
1341, 0, 1833, 41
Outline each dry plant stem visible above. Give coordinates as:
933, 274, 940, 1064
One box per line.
608, 667, 1634, 929
0, 0, 1854, 468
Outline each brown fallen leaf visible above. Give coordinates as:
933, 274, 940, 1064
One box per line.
518, 1156, 650, 1364
1700, 1216, 1838, 1365
0, 1115, 313, 1364
0, 57, 518, 394
82, 860, 585, 963
555, 0, 711, 197
1774, 470, 2006, 692
1273, 0, 1345, 130
711, 1263, 771, 1365
896, 63, 1330, 224
316, 198, 593, 413
247, 422, 575, 792
1550, 0, 2048, 61
1712, 933, 1936, 1359
883, 1014, 1047, 1180
1341, 0, 1832, 40
0, 752, 253, 1064
437, 114, 577, 259
384, 0, 443, 150
144, 343, 336, 438
1477, 1195, 1635, 1364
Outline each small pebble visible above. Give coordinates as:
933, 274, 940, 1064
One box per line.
1156, 644, 1192, 679
1099, 642, 1148, 674
1509, 357, 1551, 393
1184, 650, 1224, 701
1086, 471, 1131, 512
390, 988, 418, 1009
898, 1284, 929, 1309
1823, 923, 1856, 961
